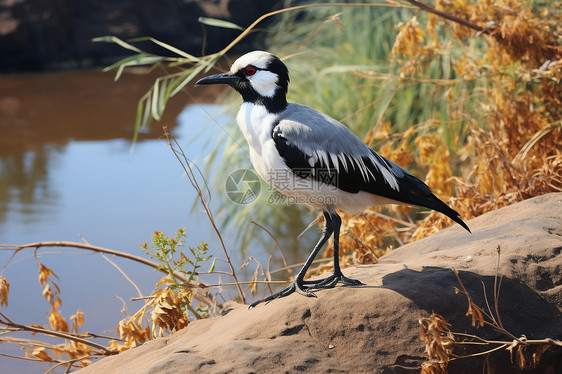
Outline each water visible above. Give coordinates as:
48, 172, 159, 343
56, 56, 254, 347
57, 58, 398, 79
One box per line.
0, 68, 320, 373
0, 69, 233, 373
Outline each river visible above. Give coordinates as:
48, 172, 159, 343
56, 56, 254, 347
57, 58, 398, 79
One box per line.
0, 68, 317, 373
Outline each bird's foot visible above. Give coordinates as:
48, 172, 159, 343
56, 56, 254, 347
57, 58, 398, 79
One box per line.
249, 279, 316, 308
303, 271, 364, 290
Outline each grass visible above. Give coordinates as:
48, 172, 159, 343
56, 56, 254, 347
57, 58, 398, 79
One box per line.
93, 0, 560, 279
205, 1, 484, 259
250, 0, 561, 271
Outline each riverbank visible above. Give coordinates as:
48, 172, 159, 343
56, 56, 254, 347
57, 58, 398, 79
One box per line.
79, 193, 562, 373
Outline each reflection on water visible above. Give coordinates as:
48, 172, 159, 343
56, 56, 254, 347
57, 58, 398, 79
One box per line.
0, 144, 60, 227
0, 69, 188, 234
0, 69, 318, 373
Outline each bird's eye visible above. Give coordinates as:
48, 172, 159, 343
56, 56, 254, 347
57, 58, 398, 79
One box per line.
245, 66, 257, 76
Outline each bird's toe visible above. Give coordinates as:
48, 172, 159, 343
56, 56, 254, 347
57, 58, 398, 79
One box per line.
340, 275, 364, 286
294, 282, 317, 298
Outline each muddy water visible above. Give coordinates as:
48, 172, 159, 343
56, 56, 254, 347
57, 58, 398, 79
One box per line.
0, 69, 238, 373
0, 67, 320, 373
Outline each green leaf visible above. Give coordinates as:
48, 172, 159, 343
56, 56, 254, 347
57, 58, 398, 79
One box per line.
208, 257, 217, 273
151, 79, 161, 121
93, 36, 142, 53
198, 17, 244, 30
103, 54, 164, 81
169, 63, 208, 97
188, 246, 196, 256
140, 92, 152, 131
158, 78, 168, 118
101, 54, 140, 72
129, 37, 202, 61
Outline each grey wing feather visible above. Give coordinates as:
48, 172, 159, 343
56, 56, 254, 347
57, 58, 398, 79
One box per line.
274, 104, 471, 233
276, 103, 400, 190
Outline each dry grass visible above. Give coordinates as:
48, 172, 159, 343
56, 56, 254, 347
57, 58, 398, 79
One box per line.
0, 238, 221, 368
313, 0, 561, 274
419, 249, 562, 373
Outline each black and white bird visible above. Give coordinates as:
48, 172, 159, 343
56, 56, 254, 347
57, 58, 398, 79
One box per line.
196, 51, 470, 307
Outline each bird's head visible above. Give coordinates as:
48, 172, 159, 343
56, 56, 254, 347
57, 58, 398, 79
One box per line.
196, 51, 289, 113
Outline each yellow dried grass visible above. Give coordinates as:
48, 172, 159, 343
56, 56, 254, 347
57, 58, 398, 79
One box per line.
313, 0, 561, 275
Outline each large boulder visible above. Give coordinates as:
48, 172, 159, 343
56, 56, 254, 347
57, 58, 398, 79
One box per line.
79, 193, 562, 373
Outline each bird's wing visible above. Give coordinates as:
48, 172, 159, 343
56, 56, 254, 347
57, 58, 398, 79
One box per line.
272, 103, 470, 232
272, 103, 402, 195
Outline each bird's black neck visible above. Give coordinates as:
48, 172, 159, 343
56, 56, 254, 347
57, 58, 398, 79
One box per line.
236, 86, 288, 114
251, 92, 287, 114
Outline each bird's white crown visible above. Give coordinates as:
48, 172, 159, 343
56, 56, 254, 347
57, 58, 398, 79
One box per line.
230, 51, 281, 98
230, 50, 273, 73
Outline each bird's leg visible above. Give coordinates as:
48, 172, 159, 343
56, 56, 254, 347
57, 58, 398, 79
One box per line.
305, 211, 364, 289
249, 217, 335, 308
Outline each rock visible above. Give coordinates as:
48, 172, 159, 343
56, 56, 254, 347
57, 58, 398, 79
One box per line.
0, 0, 283, 72
79, 193, 562, 373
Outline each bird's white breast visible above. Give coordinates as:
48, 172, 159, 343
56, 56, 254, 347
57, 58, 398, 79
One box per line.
236, 103, 288, 182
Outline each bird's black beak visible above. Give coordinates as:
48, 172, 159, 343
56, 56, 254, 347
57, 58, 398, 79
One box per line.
195, 72, 241, 86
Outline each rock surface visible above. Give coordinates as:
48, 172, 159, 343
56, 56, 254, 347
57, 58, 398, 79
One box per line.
79, 193, 562, 373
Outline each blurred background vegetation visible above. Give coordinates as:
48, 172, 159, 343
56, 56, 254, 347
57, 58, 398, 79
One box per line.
92, 0, 561, 281
199, 0, 561, 273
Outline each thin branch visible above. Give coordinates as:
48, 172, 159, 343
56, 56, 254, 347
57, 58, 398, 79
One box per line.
342, 232, 373, 253
100, 253, 143, 299
1, 327, 120, 342
0, 313, 114, 355
43, 355, 101, 374
0, 352, 48, 362
493, 245, 504, 329
83, 333, 124, 341
480, 320, 526, 344
79, 235, 143, 299
454, 269, 524, 344
197, 270, 235, 276
203, 280, 288, 287
297, 217, 319, 241
481, 281, 498, 326
265, 255, 274, 294
1, 248, 22, 277
163, 127, 246, 304
250, 221, 293, 278
450, 343, 508, 360
269, 257, 332, 275
0, 242, 188, 283
401, 0, 490, 34
452, 333, 562, 347
217, 2, 416, 57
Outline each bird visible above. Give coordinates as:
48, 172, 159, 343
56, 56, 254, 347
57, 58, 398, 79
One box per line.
196, 51, 470, 308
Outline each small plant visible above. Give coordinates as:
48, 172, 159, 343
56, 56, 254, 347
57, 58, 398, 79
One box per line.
111, 229, 214, 351
141, 229, 211, 285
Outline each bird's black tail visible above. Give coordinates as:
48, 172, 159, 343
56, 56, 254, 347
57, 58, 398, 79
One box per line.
395, 170, 471, 233
409, 192, 471, 233
366, 151, 471, 233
